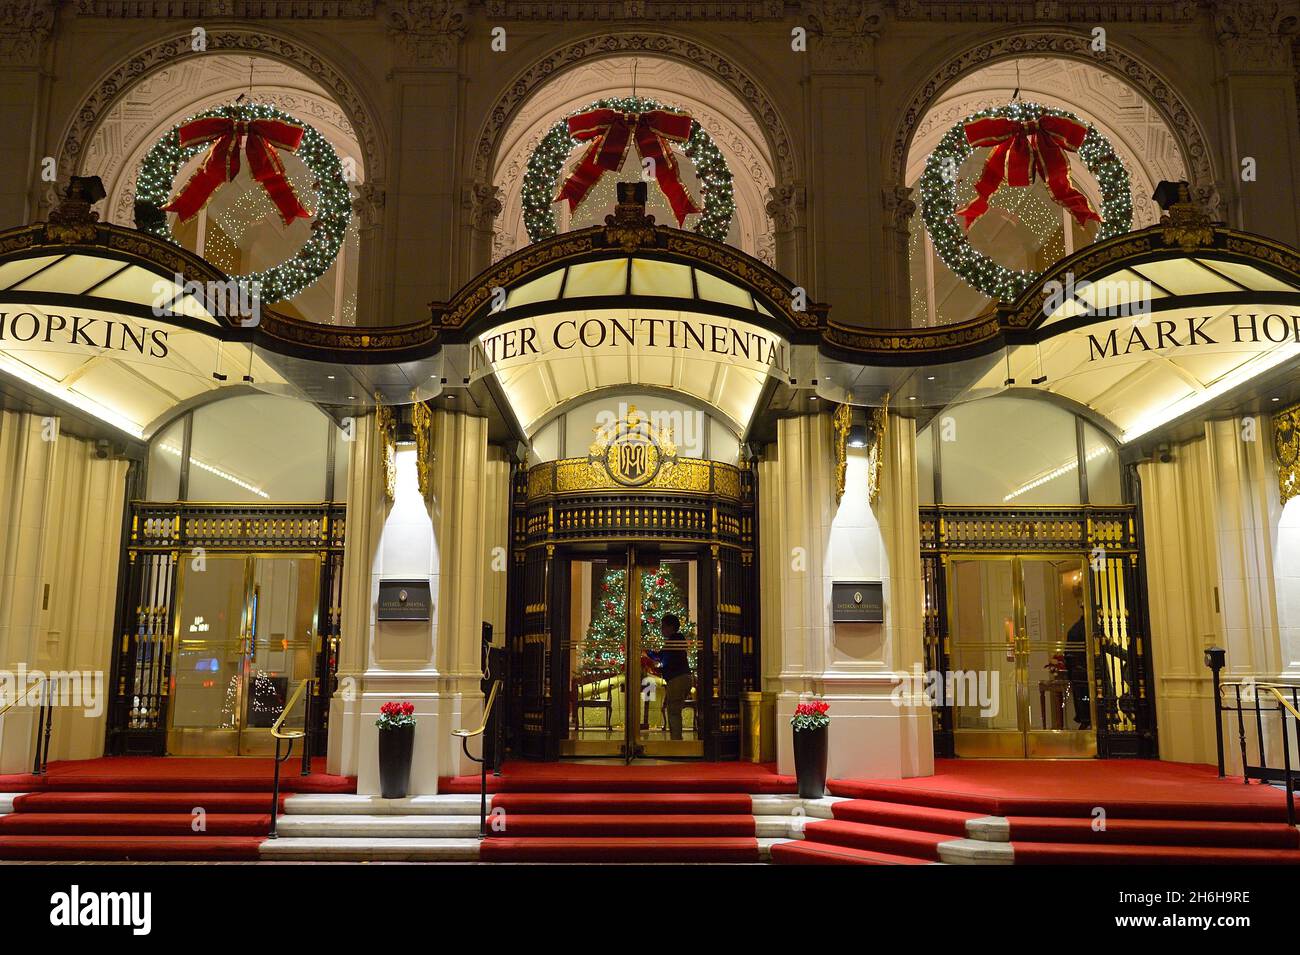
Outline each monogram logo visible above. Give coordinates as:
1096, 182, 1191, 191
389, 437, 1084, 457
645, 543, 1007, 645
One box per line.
589, 405, 677, 488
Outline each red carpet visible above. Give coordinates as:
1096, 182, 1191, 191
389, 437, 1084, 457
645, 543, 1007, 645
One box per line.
0, 756, 355, 794
440, 760, 795, 794
480, 837, 760, 863
827, 758, 1290, 821
466, 765, 777, 861
0, 757, 356, 861
773, 759, 1300, 866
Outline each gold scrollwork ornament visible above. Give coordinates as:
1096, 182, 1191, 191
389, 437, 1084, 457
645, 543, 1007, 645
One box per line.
376, 400, 397, 503
1275, 401, 1300, 505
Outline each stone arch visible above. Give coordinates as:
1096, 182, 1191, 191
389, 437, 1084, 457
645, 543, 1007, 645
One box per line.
54, 27, 387, 193
889, 31, 1219, 213
470, 31, 799, 187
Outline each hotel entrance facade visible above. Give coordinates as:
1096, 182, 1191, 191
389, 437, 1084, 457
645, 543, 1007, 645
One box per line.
0, 2, 1298, 821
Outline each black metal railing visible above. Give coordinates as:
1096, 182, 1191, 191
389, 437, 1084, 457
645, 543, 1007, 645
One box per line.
267, 677, 315, 839
1207, 649, 1300, 824
0, 676, 55, 775
452, 680, 501, 838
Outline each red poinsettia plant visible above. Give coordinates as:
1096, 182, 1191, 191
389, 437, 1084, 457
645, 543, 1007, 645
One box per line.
791, 699, 830, 732
376, 700, 416, 731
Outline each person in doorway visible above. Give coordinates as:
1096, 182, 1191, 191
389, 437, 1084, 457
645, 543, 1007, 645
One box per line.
657, 613, 692, 740
1065, 614, 1091, 729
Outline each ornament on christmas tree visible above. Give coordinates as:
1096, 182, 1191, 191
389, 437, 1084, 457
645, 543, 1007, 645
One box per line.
920, 101, 1132, 301
134, 102, 353, 305
523, 96, 734, 244
556, 107, 700, 226
164, 115, 311, 225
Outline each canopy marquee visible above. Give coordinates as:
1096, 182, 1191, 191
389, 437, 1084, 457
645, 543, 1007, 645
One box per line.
1, 185, 1298, 452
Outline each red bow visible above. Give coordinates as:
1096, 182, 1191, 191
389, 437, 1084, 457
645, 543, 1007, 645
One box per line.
163, 116, 311, 226
554, 108, 702, 226
954, 115, 1102, 230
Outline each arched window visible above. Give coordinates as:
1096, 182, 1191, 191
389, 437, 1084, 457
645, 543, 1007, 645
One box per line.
917, 396, 1122, 506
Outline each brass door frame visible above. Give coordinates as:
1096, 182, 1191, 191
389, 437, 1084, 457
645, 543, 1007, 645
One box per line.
949, 555, 1097, 759
166, 552, 322, 757
557, 544, 706, 760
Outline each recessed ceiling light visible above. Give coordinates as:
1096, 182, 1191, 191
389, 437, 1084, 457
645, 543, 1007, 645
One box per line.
809, 395, 818, 401
347, 395, 355, 401
908, 396, 918, 401
927, 376, 936, 381
1272, 397, 1281, 402
327, 375, 335, 380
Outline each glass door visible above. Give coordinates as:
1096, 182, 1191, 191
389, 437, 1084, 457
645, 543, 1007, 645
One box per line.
560, 546, 703, 759
167, 554, 319, 755
950, 556, 1095, 758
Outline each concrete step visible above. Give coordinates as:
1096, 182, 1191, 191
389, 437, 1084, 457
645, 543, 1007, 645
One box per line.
275, 814, 482, 838
282, 793, 487, 815
259, 836, 482, 861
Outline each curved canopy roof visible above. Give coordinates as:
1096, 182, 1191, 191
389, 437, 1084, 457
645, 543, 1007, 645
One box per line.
3, 189, 1299, 453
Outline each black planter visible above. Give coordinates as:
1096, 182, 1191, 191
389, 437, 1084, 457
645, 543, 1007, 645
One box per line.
378, 723, 415, 798
793, 725, 828, 799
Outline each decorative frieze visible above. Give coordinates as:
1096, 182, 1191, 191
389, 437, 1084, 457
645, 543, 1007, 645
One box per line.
481, 0, 784, 18
73, 1, 376, 15
894, 0, 1198, 22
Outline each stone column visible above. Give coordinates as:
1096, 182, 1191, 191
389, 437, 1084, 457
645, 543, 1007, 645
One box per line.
1212, 0, 1300, 244
0, 412, 127, 770
0, 1, 55, 228
384, 0, 467, 323
801, 1, 888, 325
759, 409, 931, 780
1138, 439, 1221, 765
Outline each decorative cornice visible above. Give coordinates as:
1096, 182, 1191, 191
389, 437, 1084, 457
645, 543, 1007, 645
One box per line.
894, 0, 1198, 22
386, 0, 467, 67
72, 1, 376, 16
482, 0, 784, 18
0, 0, 56, 67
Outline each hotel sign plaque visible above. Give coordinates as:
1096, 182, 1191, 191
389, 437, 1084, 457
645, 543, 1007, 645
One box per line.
832, 581, 883, 623
377, 579, 432, 621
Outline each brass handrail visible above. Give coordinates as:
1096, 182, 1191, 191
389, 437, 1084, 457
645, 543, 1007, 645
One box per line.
0, 677, 45, 719
455, 680, 502, 838
271, 677, 314, 740
453, 680, 501, 739
268, 677, 316, 839
1220, 681, 1300, 722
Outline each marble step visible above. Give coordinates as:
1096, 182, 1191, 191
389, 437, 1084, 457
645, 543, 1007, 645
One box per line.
275, 814, 483, 838
282, 793, 488, 815
260, 836, 481, 862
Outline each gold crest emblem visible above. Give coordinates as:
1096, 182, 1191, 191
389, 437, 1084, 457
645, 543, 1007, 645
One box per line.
589, 405, 677, 487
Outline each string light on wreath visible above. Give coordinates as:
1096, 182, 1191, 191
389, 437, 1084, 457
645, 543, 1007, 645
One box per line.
920, 101, 1133, 301
523, 96, 735, 243
134, 102, 352, 305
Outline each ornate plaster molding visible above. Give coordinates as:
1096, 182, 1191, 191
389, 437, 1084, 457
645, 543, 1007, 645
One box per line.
0, 0, 57, 68
890, 32, 1219, 217
386, 0, 467, 67
1214, 0, 1296, 72
470, 32, 799, 185
464, 179, 503, 232
56, 29, 386, 195
765, 181, 805, 233
801, 0, 884, 71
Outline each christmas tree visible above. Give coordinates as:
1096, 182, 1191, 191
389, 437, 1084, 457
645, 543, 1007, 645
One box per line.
578, 564, 697, 677
579, 569, 628, 675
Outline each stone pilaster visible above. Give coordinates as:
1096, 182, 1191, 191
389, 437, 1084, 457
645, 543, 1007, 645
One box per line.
1212, 0, 1300, 243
